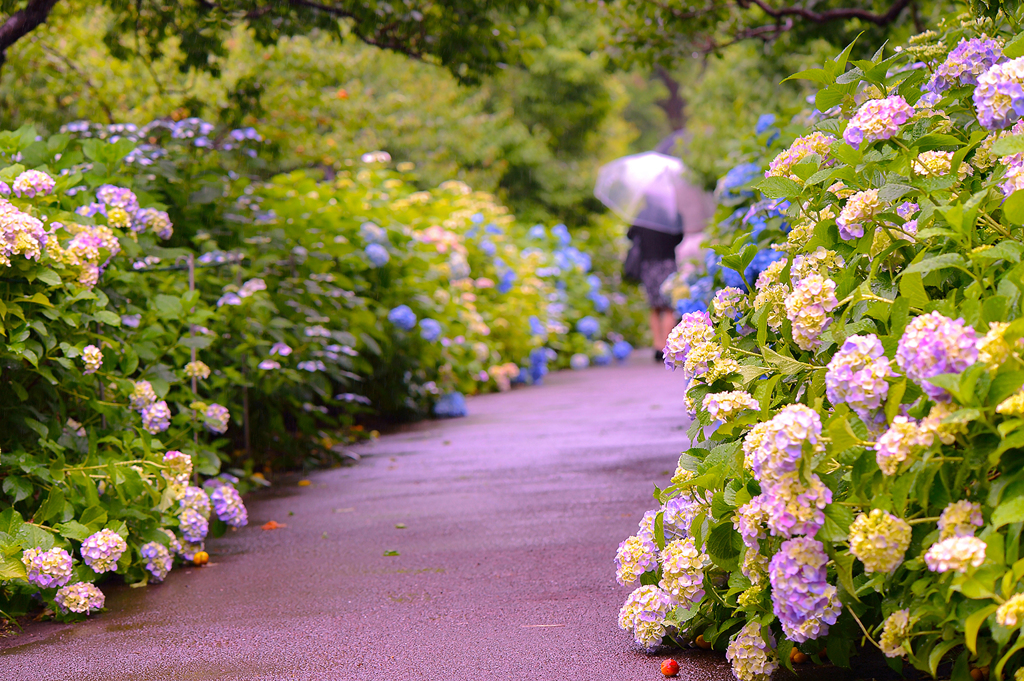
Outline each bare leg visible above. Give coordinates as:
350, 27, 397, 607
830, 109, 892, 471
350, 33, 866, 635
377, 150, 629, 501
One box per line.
649, 309, 663, 351
659, 309, 676, 349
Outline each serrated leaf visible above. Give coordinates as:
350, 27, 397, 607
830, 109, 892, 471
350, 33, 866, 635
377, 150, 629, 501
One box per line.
0, 554, 27, 581
904, 253, 967, 276
762, 347, 809, 376
756, 176, 802, 199
877, 183, 915, 202
55, 520, 92, 542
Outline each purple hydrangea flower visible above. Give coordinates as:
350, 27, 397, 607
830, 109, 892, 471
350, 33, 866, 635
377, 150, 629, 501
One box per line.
896, 312, 979, 401
12, 170, 56, 198
54, 582, 105, 614
664, 312, 715, 371
141, 400, 171, 433
769, 537, 842, 642
80, 529, 127, 574
210, 484, 248, 527
140, 541, 172, 582
576, 316, 600, 339
826, 334, 893, 423
419, 318, 442, 342
202, 403, 230, 434
745, 404, 822, 482
365, 243, 390, 267
180, 485, 212, 518
179, 508, 209, 542
843, 96, 915, 149
974, 57, 1024, 129
0, 181, 9, 196
21, 547, 74, 588
135, 207, 173, 239
96, 185, 140, 214
761, 471, 832, 538
925, 37, 1003, 93
615, 535, 658, 586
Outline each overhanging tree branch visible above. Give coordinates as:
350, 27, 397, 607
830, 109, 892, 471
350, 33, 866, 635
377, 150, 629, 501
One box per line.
737, 0, 913, 26
0, 0, 61, 69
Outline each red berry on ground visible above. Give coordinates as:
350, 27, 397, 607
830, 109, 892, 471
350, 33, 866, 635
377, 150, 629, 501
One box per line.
661, 659, 680, 677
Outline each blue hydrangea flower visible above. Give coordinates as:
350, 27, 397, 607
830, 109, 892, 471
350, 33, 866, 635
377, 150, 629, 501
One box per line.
592, 341, 612, 366
485, 223, 503, 235
551, 223, 571, 245
755, 113, 777, 135
676, 298, 707, 315
527, 224, 547, 240
589, 292, 610, 313
359, 222, 389, 245
434, 392, 468, 418
704, 250, 721, 275
717, 163, 762, 202
689, 276, 714, 302
576, 316, 600, 339
570, 353, 590, 370
388, 305, 417, 331
419, 318, 442, 342
480, 240, 496, 256
365, 243, 390, 267
612, 340, 633, 361
529, 315, 547, 336
498, 270, 516, 294
745, 248, 787, 285
210, 484, 248, 527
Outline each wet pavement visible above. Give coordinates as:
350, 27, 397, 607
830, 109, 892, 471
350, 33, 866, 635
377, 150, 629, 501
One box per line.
1, 355, 725, 680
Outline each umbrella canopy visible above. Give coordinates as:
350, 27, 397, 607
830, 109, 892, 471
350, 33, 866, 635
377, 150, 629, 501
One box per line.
594, 152, 685, 234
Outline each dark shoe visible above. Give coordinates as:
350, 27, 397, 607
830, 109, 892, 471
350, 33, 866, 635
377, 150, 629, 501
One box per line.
654, 350, 664, 363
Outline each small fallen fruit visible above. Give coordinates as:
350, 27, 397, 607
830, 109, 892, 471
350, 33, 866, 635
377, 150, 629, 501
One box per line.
193, 551, 209, 566
297, 480, 311, 487
262, 520, 286, 531
660, 659, 680, 677
695, 634, 712, 649
790, 648, 809, 664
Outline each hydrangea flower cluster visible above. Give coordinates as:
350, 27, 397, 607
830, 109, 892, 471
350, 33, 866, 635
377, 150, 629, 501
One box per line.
768, 537, 842, 642
21, 547, 74, 588
848, 509, 912, 574
925, 37, 1003, 92
836, 189, 883, 241
725, 622, 778, 681
784, 274, 838, 350
617, 585, 674, 649
162, 450, 192, 486
0, 199, 48, 266
12, 170, 56, 198
825, 334, 893, 423
130, 380, 158, 411
664, 312, 715, 371
54, 582, 105, 614
744, 404, 821, 481
140, 541, 172, 582
997, 593, 1024, 627
874, 415, 930, 475
734, 498, 767, 552
998, 390, 1024, 417
388, 304, 417, 331
135, 207, 174, 239
160, 528, 183, 556
843, 96, 915, 149
712, 286, 748, 319
142, 400, 172, 434
365, 243, 390, 267
184, 361, 211, 380
978, 321, 1015, 367
419, 318, 442, 342
896, 312, 979, 401
702, 390, 759, 421
663, 493, 702, 539
659, 538, 707, 604
937, 500, 983, 540
615, 535, 658, 586
790, 248, 844, 281
912, 150, 968, 178
924, 536, 986, 573
974, 56, 1024, 129
209, 483, 248, 527
81, 344, 103, 374
879, 609, 913, 658
81, 529, 127, 574
179, 508, 209, 542
181, 485, 212, 517
200, 403, 230, 434
765, 132, 836, 181
761, 472, 833, 538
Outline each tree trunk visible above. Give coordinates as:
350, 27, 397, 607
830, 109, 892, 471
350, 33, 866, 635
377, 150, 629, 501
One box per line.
656, 67, 686, 132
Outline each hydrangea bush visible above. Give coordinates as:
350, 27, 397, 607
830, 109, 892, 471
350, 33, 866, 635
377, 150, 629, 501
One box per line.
616, 14, 1024, 680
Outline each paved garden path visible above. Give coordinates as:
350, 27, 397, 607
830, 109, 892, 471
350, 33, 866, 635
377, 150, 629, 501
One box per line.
1, 356, 737, 680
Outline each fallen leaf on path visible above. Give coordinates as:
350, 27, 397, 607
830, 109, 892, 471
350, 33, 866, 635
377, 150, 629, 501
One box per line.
383, 550, 400, 556
297, 480, 311, 487
262, 520, 287, 530
395, 523, 406, 529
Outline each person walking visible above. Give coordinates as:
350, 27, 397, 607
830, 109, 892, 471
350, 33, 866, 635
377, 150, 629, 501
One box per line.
626, 224, 682, 361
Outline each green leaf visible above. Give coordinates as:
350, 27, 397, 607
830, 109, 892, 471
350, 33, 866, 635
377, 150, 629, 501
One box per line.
904, 253, 967, 276
877, 183, 914, 202
991, 135, 1024, 157
92, 310, 121, 326
817, 504, 853, 542
826, 546, 859, 602
706, 522, 740, 570
1005, 30, 1024, 59
928, 639, 961, 677
828, 416, 861, 453
965, 604, 998, 653
3, 476, 33, 503
782, 68, 830, 85
1003, 191, 1024, 225
762, 347, 809, 376
0, 554, 27, 582
55, 520, 92, 542
899, 273, 929, 308
994, 496, 1024, 528
914, 134, 963, 150
33, 487, 65, 524
756, 177, 802, 199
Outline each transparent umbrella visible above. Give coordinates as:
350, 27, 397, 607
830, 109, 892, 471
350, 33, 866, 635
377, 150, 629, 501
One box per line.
594, 151, 685, 234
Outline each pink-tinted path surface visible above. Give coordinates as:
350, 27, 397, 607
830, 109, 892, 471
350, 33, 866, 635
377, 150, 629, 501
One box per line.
2, 356, 732, 680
